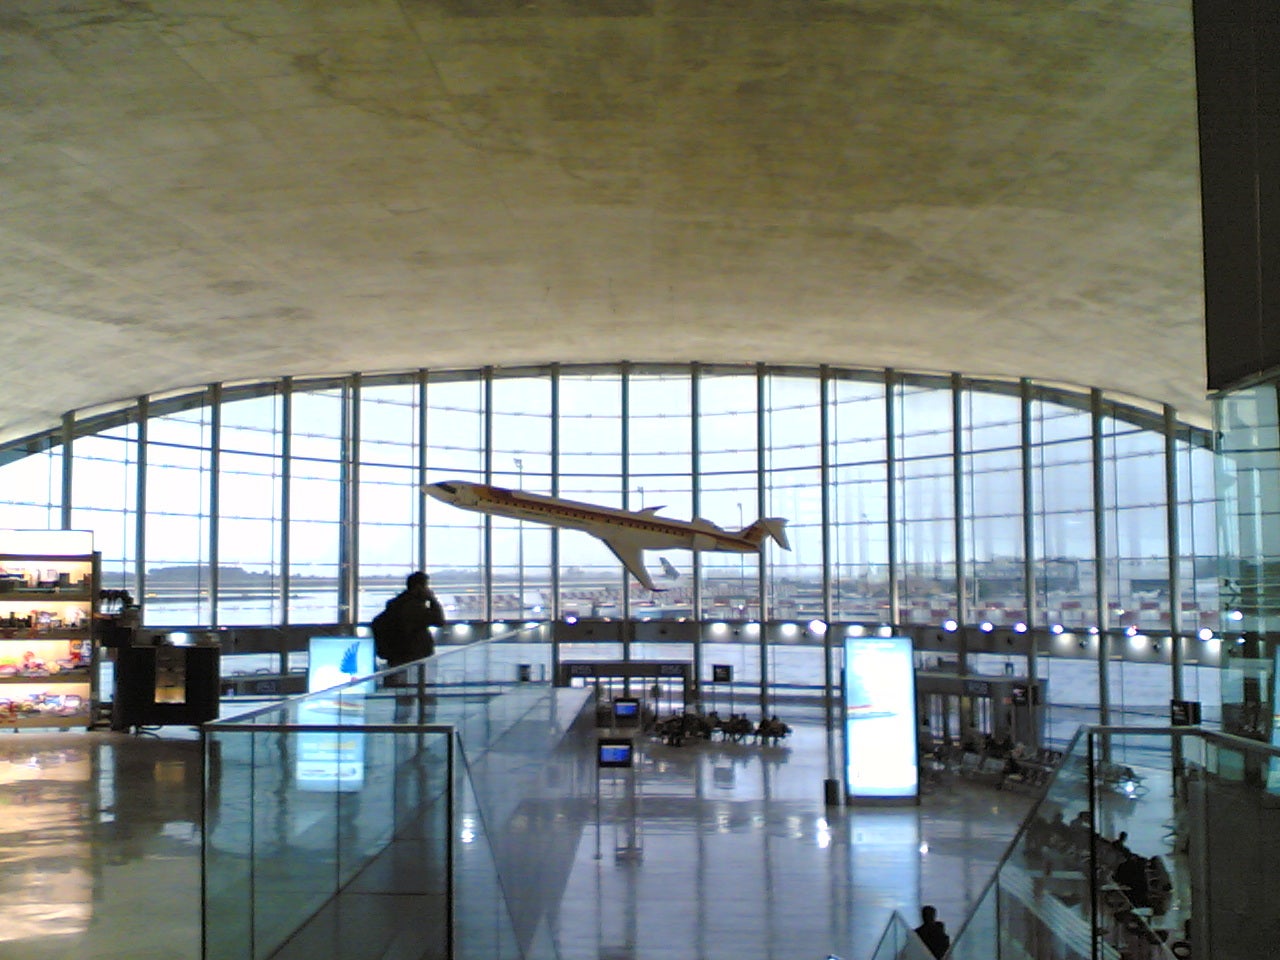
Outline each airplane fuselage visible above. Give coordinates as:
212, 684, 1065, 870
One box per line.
431, 482, 756, 553
424, 480, 788, 591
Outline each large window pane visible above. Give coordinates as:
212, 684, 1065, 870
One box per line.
1102, 414, 1169, 633
1031, 398, 1098, 728
830, 377, 887, 621
556, 373, 623, 614
1032, 401, 1096, 628
0, 444, 62, 530
897, 381, 956, 623
628, 370, 692, 619
218, 393, 283, 626
145, 403, 212, 626
1178, 436, 1219, 636
358, 382, 418, 622
289, 388, 342, 624
765, 374, 821, 619
962, 390, 1024, 626
71, 424, 137, 596
698, 370, 758, 620
492, 374, 552, 619
425, 378, 484, 620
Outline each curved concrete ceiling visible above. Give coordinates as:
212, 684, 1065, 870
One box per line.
0, 1, 1207, 444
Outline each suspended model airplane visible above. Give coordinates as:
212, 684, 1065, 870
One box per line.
423, 481, 790, 591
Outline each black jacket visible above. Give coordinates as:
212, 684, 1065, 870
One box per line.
377, 588, 445, 666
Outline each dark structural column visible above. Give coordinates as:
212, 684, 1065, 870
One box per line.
1194, 0, 1280, 388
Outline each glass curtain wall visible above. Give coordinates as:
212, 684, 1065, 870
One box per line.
144, 396, 213, 626
217, 389, 284, 627
762, 371, 823, 695
896, 379, 957, 626
558, 370, 624, 615
356, 380, 419, 622
628, 367, 694, 661
627, 366, 694, 598
69, 418, 138, 598
490, 371, 552, 621
0, 440, 61, 530
424, 376, 485, 621
287, 385, 343, 625
829, 375, 888, 622
1178, 430, 1222, 720
0, 364, 1224, 741
1101, 407, 1171, 724
960, 386, 1025, 630
697, 368, 760, 619
1215, 380, 1280, 741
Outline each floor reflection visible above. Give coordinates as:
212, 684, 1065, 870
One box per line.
0, 720, 1032, 960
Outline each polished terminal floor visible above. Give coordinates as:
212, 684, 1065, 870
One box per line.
0, 714, 1038, 960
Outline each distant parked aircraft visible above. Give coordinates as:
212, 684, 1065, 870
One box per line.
659, 557, 681, 581
423, 481, 789, 591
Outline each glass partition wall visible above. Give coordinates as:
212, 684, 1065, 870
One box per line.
936, 725, 1280, 960
203, 632, 574, 960
0, 365, 1222, 738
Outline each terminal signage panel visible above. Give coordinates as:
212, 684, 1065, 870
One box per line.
843, 635, 918, 801
297, 636, 376, 792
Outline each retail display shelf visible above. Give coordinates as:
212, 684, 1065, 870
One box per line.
0, 532, 100, 732
0, 668, 91, 683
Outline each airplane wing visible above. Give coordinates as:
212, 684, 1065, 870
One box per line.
602, 538, 662, 592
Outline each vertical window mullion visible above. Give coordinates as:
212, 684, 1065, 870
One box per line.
209, 383, 221, 629
280, 380, 292, 628
885, 370, 899, 628
60, 412, 74, 531
550, 364, 561, 677
1092, 388, 1110, 724
417, 369, 428, 572
953, 374, 967, 628
135, 398, 149, 616
757, 364, 768, 713
483, 368, 494, 622
1166, 404, 1184, 702
621, 363, 632, 636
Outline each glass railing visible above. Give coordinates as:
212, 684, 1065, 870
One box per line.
430, 621, 555, 690
203, 633, 568, 960
865, 911, 939, 960
936, 724, 1280, 960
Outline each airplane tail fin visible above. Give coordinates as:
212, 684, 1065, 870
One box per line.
741, 518, 790, 551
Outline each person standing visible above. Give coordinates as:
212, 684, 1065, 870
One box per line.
914, 905, 951, 959
373, 571, 446, 667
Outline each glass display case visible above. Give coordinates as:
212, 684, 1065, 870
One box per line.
0, 530, 98, 729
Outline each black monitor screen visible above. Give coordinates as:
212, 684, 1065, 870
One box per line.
598, 738, 634, 768
613, 697, 640, 720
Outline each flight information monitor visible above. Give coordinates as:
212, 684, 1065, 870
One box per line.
598, 737, 635, 768
612, 697, 640, 724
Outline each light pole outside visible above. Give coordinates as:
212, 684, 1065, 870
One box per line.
515, 458, 524, 617
737, 502, 745, 609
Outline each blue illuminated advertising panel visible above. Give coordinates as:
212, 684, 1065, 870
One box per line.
843, 635, 918, 801
296, 636, 376, 792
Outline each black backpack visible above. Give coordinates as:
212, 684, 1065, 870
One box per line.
370, 608, 393, 661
